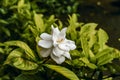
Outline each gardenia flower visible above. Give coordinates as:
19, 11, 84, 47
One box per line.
38, 25, 76, 64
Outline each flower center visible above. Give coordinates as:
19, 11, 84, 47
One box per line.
57, 38, 64, 43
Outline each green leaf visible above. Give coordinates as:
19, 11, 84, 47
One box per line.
1, 27, 11, 36
98, 29, 108, 51
80, 23, 98, 58
0, 48, 4, 53
18, 0, 24, 8
5, 49, 38, 70
4, 41, 36, 61
72, 59, 84, 67
67, 14, 79, 40
80, 23, 97, 35
34, 12, 45, 33
80, 23, 97, 48
44, 64, 79, 80
80, 36, 89, 58
86, 63, 97, 69
70, 50, 81, 57
0, 19, 8, 24
97, 55, 113, 66
89, 50, 96, 63
113, 49, 120, 58
80, 57, 89, 63
15, 74, 44, 80
80, 57, 97, 69
95, 48, 114, 59
96, 48, 115, 66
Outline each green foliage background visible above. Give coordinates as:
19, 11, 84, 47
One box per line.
0, 0, 120, 80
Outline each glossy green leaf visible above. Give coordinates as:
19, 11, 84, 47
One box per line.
67, 14, 79, 40
80, 23, 98, 58
44, 64, 79, 80
113, 49, 120, 58
80, 57, 97, 69
95, 48, 114, 59
18, 0, 24, 8
96, 48, 115, 66
5, 49, 38, 70
4, 41, 36, 61
80, 57, 89, 63
70, 50, 81, 57
72, 59, 84, 67
80, 23, 97, 35
80, 36, 89, 58
89, 50, 96, 63
86, 63, 97, 69
98, 29, 109, 51
80, 23, 97, 48
34, 12, 45, 33
97, 54, 114, 66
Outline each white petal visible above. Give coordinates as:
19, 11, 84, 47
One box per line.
38, 40, 53, 48
53, 47, 64, 57
51, 25, 60, 36
51, 53, 65, 64
40, 33, 52, 40
65, 40, 76, 50
58, 43, 70, 51
39, 48, 52, 57
58, 27, 67, 39
51, 26, 60, 46
63, 52, 71, 59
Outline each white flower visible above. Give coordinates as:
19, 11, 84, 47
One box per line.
38, 25, 76, 64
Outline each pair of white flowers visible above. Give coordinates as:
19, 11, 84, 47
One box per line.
38, 25, 76, 64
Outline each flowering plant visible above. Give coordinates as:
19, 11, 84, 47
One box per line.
0, 0, 120, 79
0, 14, 119, 80
38, 25, 76, 64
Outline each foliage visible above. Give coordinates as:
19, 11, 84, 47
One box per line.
0, 0, 120, 80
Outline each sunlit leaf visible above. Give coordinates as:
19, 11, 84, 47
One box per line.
44, 64, 79, 80
67, 14, 79, 40
4, 41, 36, 61
113, 49, 120, 58
70, 50, 81, 57
34, 12, 45, 33
98, 29, 109, 51
97, 54, 114, 66
80, 36, 89, 58
86, 63, 97, 69
80, 57, 97, 69
95, 48, 114, 59
80, 57, 89, 63
71, 59, 84, 67
18, 0, 24, 8
5, 49, 38, 70
89, 50, 96, 63
80, 23, 97, 35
